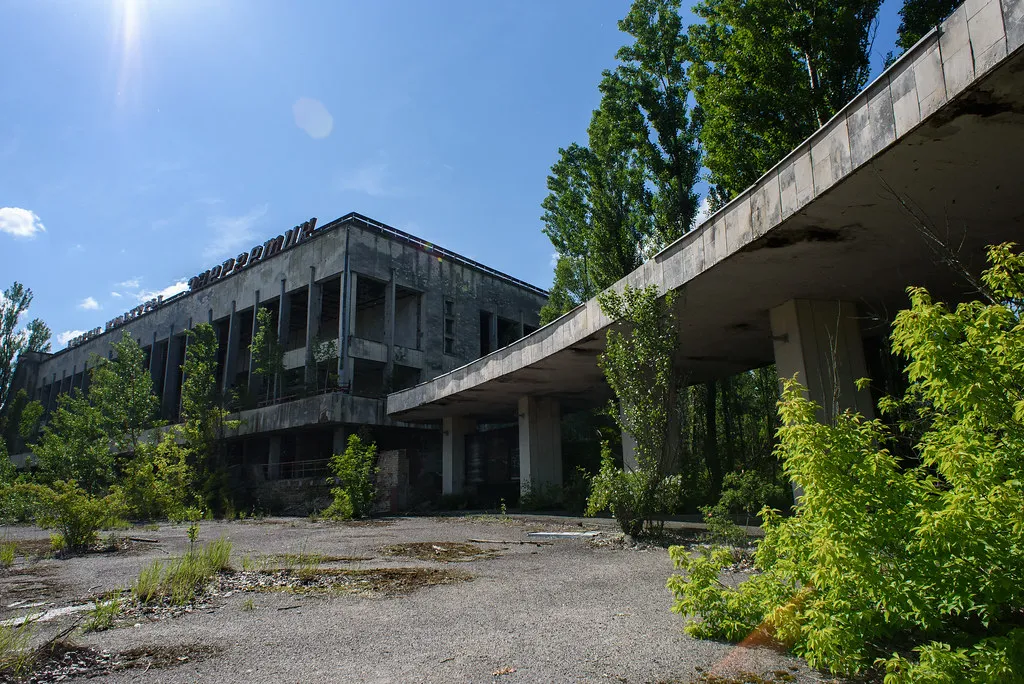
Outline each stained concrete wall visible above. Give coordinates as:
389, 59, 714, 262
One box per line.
18, 214, 547, 438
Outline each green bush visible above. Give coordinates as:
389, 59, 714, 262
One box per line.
14, 481, 117, 553
667, 242, 1024, 681
110, 430, 194, 521
586, 442, 682, 537
699, 503, 747, 547
323, 435, 378, 520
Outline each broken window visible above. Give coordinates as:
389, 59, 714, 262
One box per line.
394, 286, 422, 349
444, 300, 456, 355
354, 276, 387, 343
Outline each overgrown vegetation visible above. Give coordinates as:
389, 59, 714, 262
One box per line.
585, 285, 690, 537
133, 537, 232, 606
323, 434, 378, 520
668, 245, 1024, 681
0, 621, 36, 679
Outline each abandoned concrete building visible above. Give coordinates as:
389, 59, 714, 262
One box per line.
10, 212, 547, 510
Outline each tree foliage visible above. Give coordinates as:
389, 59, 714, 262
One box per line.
249, 307, 283, 400
668, 244, 1024, 680
88, 331, 160, 459
894, 0, 959, 52
689, 0, 881, 204
542, 0, 701, 323
181, 323, 237, 514
324, 434, 379, 520
585, 285, 692, 535
0, 282, 50, 420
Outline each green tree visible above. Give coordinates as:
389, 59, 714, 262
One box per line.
894, 0, 959, 52
32, 393, 113, 496
542, 0, 701, 323
88, 331, 160, 460
249, 307, 284, 400
586, 285, 692, 536
180, 323, 238, 514
324, 434, 378, 520
689, 0, 881, 204
0, 282, 50, 419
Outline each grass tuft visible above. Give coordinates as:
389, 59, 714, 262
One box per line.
132, 537, 233, 606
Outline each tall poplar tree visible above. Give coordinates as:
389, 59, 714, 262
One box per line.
894, 0, 960, 52
689, 0, 881, 204
541, 0, 701, 323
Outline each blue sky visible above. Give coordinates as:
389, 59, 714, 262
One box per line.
1, 0, 903, 348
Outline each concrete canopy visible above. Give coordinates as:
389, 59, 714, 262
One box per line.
388, 0, 1024, 423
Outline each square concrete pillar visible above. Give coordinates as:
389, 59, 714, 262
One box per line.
769, 299, 874, 423
305, 267, 322, 386
442, 416, 474, 495
222, 300, 239, 393
332, 426, 348, 455
384, 271, 396, 387
518, 396, 562, 496
268, 435, 281, 480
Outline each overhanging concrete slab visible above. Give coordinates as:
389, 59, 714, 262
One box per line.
388, 0, 1024, 422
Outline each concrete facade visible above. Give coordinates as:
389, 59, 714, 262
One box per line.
11, 213, 547, 507
388, 0, 1024, 496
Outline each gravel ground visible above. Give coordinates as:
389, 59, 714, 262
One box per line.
1, 515, 833, 683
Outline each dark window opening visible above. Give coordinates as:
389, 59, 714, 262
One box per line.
497, 316, 519, 348
354, 276, 387, 343
480, 310, 494, 356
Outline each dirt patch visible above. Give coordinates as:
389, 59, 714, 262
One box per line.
380, 542, 500, 563
0, 640, 221, 682
265, 553, 373, 566
660, 669, 799, 684
218, 567, 472, 597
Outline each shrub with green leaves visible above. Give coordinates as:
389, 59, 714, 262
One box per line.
14, 480, 117, 553
110, 429, 194, 521
667, 244, 1024, 681
323, 435, 378, 520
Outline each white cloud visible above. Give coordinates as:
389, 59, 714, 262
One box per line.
78, 296, 100, 310
136, 279, 189, 302
110, 291, 123, 298
204, 205, 268, 259
0, 207, 46, 238
693, 195, 712, 228
57, 330, 85, 347
292, 97, 333, 139
118, 278, 141, 289
338, 162, 392, 197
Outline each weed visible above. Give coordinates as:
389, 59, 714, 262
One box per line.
82, 595, 121, 633
0, 540, 15, 568
48, 533, 65, 553
132, 537, 233, 606
241, 554, 255, 571
0, 620, 36, 677
240, 597, 255, 612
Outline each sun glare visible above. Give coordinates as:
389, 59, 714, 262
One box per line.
114, 0, 144, 107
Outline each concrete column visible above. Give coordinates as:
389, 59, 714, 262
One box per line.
277, 279, 289, 345
332, 426, 348, 455
488, 314, 498, 353
769, 299, 874, 423
384, 271, 396, 387
518, 396, 562, 496
178, 318, 192, 419
622, 429, 639, 472
150, 334, 168, 398
45, 374, 56, 414
248, 289, 260, 388
442, 415, 474, 495
222, 301, 239, 393
162, 330, 183, 420
268, 435, 281, 480
342, 272, 359, 388
80, 362, 88, 392
337, 276, 346, 387
305, 267, 321, 387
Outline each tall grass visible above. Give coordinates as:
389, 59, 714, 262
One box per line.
0, 621, 35, 677
132, 537, 233, 606
0, 540, 15, 568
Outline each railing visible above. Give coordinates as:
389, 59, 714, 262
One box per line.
263, 459, 331, 480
